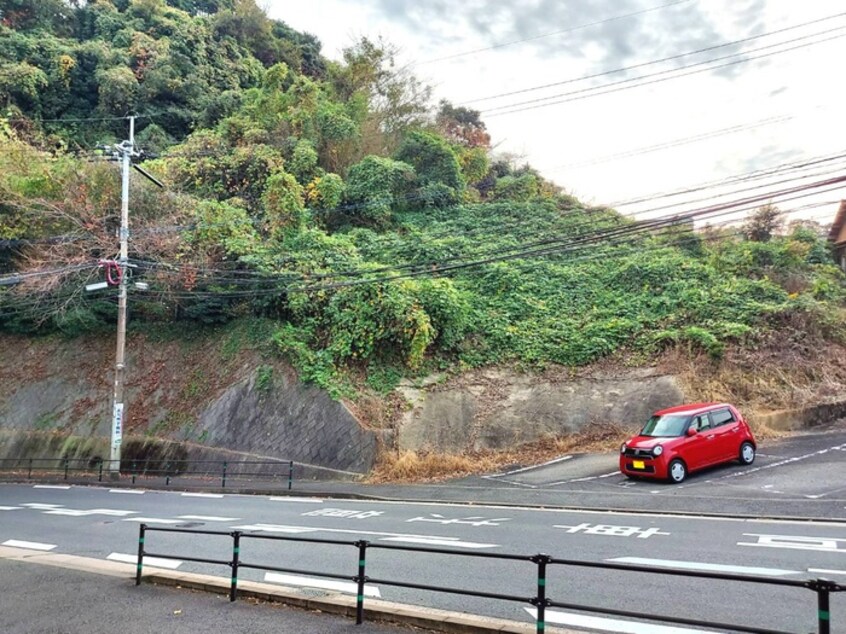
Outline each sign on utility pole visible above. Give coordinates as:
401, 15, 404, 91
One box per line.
109, 116, 136, 476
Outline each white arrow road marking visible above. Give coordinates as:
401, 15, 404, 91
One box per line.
180, 493, 223, 498
607, 557, 802, 576
809, 568, 846, 576
379, 536, 497, 549
2, 540, 57, 551
231, 524, 499, 548
524, 608, 713, 633
108, 553, 182, 569
122, 517, 183, 524
21, 503, 64, 509
264, 573, 381, 597
268, 497, 324, 503
177, 515, 240, 522
33, 485, 70, 490
0, 506, 22, 511
109, 489, 144, 494
44, 509, 137, 517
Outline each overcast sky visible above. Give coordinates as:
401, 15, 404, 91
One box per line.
270, 0, 845, 226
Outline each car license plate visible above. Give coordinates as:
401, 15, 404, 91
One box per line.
632, 460, 645, 470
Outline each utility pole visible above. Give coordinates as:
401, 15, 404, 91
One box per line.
109, 116, 136, 477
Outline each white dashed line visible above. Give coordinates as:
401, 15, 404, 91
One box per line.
809, 568, 846, 576
380, 536, 498, 549
265, 572, 381, 597
122, 517, 183, 524
180, 493, 224, 498
525, 608, 712, 633
21, 503, 63, 509
109, 489, 145, 494
177, 515, 240, 522
268, 497, 324, 503
607, 556, 802, 576
0, 506, 22, 511
2, 540, 57, 551
108, 553, 182, 569
33, 485, 70, 490
44, 508, 137, 517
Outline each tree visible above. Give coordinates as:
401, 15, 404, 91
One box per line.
436, 100, 490, 148
344, 155, 414, 225
394, 130, 463, 207
744, 203, 782, 242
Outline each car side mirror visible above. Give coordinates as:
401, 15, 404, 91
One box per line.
686, 428, 697, 437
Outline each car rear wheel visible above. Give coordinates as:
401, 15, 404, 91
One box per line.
668, 459, 687, 484
739, 441, 755, 465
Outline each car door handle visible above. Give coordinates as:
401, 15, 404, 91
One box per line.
706, 435, 715, 440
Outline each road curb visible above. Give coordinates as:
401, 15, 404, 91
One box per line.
0, 546, 577, 633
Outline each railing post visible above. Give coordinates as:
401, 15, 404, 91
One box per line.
230, 531, 241, 602
131, 460, 137, 484
63, 458, 69, 480
28, 458, 32, 480
98, 460, 103, 482
354, 540, 369, 625
288, 460, 293, 491
135, 524, 146, 586
531, 554, 551, 634
222, 461, 227, 488
813, 579, 834, 634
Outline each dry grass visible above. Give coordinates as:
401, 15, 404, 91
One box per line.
369, 422, 634, 483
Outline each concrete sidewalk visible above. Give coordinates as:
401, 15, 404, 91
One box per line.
0, 557, 413, 634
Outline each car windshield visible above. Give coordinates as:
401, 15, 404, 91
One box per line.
640, 414, 690, 437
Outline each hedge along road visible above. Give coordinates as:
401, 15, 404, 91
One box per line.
1, 483, 844, 633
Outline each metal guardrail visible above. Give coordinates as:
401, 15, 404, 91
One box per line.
136, 524, 843, 634
0, 458, 294, 490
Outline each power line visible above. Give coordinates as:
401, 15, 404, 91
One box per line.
483, 28, 846, 117
466, 11, 846, 106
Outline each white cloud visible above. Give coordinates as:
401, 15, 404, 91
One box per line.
267, 0, 846, 223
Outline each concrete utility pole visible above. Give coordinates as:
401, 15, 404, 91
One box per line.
109, 116, 136, 476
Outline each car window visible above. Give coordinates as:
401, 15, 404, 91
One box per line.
710, 408, 735, 427
692, 414, 711, 431
641, 414, 690, 437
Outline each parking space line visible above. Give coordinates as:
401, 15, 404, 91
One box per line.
2, 540, 57, 551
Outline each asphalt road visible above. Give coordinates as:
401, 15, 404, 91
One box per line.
1, 483, 844, 633
0, 558, 411, 634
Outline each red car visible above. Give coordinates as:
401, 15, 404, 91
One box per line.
620, 402, 757, 483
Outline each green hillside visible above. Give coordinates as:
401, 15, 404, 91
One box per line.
1, 0, 845, 402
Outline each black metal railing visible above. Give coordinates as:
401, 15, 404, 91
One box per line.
135, 524, 843, 634
0, 457, 295, 490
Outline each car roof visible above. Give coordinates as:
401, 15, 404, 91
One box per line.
654, 402, 732, 416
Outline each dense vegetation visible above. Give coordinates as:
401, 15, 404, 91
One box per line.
1, 0, 845, 399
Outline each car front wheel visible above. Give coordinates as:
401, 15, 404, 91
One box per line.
668, 459, 687, 484
739, 442, 756, 465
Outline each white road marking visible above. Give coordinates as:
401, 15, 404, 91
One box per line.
232, 524, 318, 534
739, 533, 846, 553
555, 522, 669, 539
180, 493, 223, 498
264, 572, 381, 597
109, 489, 144, 494
607, 556, 802, 576
232, 523, 497, 548
302, 508, 383, 519
486, 455, 573, 478
809, 568, 846, 576
21, 503, 64, 509
525, 608, 712, 633
2, 540, 57, 551
268, 497, 323, 503
107, 553, 182, 569
44, 508, 137, 517
33, 485, 70, 490
380, 536, 497, 549
177, 515, 240, 522
122, 517, 183, 524
0, 506, 22, 511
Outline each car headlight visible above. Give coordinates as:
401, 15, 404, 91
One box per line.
653, 445, 664, 456
620, 443, 627, 454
